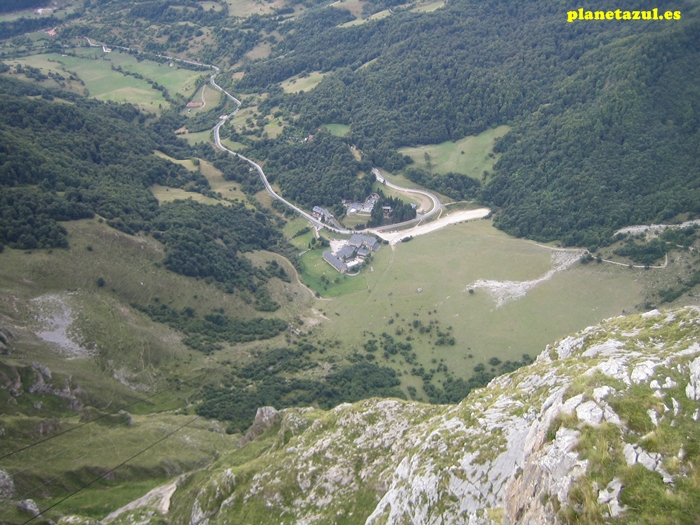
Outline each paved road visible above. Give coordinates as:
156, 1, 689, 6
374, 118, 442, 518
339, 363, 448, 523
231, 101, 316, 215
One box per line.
207, 70, 351, 234
370, 168, 442, 232
82, 38, 445, 236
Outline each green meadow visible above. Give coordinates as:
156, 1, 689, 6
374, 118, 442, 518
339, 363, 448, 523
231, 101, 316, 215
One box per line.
299, 249, 369, 297
12, 51, 201, 113
305, 219, 643, 382
280, 71, 327, 93
411, 0, 445, 12
324, 123, 351, 136
399, 125, 510, 178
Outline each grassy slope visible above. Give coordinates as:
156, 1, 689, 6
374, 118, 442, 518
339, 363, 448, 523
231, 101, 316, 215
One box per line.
398, 125, 510, 178
305, 219, 644, 383
280, 71, 327, 93
8, 50, 201, 114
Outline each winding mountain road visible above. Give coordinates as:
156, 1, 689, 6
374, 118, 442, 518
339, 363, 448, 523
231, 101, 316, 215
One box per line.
82, 39, 449, 236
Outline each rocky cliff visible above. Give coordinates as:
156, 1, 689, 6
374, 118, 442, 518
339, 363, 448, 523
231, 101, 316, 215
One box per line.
66, 307, 700, 524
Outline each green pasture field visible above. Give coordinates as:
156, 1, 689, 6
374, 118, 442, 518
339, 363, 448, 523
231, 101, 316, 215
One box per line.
199, 158, 252, 205
184, 83, 221, 115
200, 1, 224, 10
411, 0, 445, 12
0, 219, 310, 365
324, 123, 351, 136
181, 129, 212, 145
284, 217, 317, 251
338, 18, 365, 27
280, 71, 327, 93
330, 0, 366, 19
151, 184, 228, 206
341, 213, 371, 229
224, 0, 289, 17
307, 219, 644, 382
263, 117, 284, 138
245, 41, 272, 60
13, 51, 202, 112
220, 137, 247, 150
154, 150, 198, 171
398, 125, 511, 178
12, 53, 169, 113
299, 249, 369, 297
152, 151, 251, 206
105, 50, 202, 97
0, 414, 234, 521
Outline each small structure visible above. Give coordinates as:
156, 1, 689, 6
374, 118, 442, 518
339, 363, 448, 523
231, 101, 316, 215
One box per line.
312, 206, 334, 222
186, 101, 204, 107
323, 252, 347, 273
344, 193, 380, 215
336, 245, 356, 262
347, 234, 380, 252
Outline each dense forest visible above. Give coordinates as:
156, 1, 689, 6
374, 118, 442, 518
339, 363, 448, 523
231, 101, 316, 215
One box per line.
0, 0, 49, 14
0, 77, 291, 327
198, 341, 405, 433
228, 0, 700, 245
246, 130, 375, 214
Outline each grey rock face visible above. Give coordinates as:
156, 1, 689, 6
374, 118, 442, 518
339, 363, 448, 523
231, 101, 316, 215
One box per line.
0, 469, 16, 500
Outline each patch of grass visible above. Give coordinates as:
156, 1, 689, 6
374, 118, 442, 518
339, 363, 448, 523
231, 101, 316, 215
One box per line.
154, 150, 198, 171
179, 129, 212, 145
0, 414, 234, 521
411, 0, 445, 12
245, 41, 272, 60
330, 0, 366, 19
280, 71, 327, 94
307, 219, 643, 380
151, 184, 229, 206
223, 0, 288, 17
299, 249, 368, 297
324, 123, 350, 137
10, 53, 168, 113
398, 125, 510, 179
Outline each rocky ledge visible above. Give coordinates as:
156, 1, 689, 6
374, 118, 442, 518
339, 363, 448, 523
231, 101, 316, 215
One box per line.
64, 306, 700, 524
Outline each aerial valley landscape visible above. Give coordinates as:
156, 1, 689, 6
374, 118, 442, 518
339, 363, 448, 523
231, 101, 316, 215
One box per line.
0, 0, 699, 523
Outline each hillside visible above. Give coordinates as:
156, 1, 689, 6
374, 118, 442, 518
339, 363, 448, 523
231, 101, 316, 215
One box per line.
27, 305, 699, 524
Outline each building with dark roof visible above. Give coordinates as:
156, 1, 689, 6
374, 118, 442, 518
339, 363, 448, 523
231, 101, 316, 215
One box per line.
323, 252, 347, 273
348, 234, 380, 251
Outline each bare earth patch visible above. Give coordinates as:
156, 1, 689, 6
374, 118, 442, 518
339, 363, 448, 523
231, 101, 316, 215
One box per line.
374, 208, 490, 245
31, 293, 95, 358
467, 250, 584, 307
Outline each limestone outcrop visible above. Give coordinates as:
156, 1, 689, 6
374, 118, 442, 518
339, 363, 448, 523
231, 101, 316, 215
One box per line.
88, 306, 700, 524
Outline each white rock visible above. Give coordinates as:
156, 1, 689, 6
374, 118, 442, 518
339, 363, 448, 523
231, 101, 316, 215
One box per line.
597, 358, 631, 384
582, 339, 624, 358
685, 357, 700, 400
631, 361, 658, 384
18, 499, 40, 516
672, 398, 680, 417
598, 478, 626, 517
649, 380, 661, 389
556, 336, 585, 359
601, 403, 622, 426
623, 443, 638, 466
561, 394, 584, 415
576, 401, 603, 426
593, 386, 616, 402
636, 449, 658, 471
647, 409, 659, 427
642, 309, 661, 318
663, 377, 678, 389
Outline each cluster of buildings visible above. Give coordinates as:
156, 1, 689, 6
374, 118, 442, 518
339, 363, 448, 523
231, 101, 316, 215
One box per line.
312, 206, 334, 222
343, 193, 380, 215
322, 234, 381, 274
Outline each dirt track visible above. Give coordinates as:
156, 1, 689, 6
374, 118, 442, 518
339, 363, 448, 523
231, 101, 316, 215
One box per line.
374, 208, 490, 245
